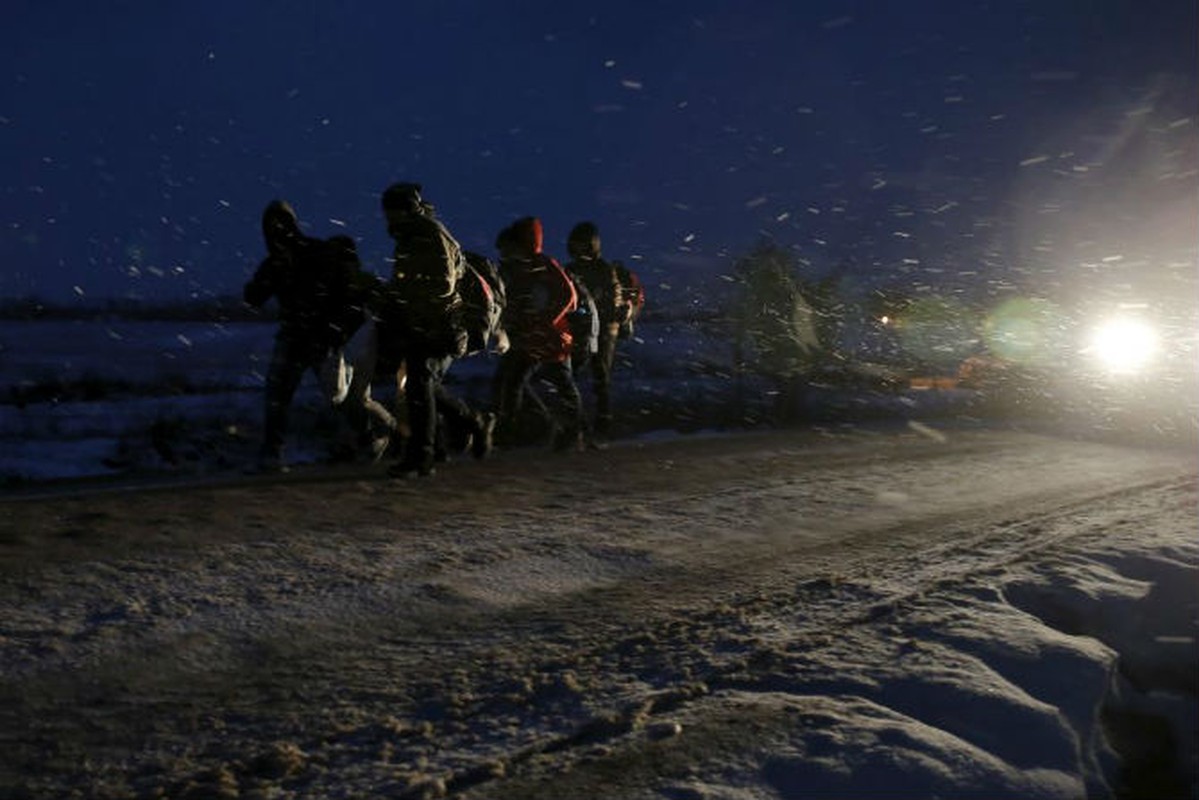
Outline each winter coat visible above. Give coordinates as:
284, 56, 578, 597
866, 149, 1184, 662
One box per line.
500, 253, 577, 363
244, 233, 374, 351
497, 217, 576, 363
563, 265, 600, 358
565, 256, 625, 329
382, 212, 468, 358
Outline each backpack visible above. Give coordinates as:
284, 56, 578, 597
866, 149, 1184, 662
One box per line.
565, 268, 600, 359
323, 234, 378, 346
613, 260, 645, 339
247, 233, 372, 348
460, 251, 505, 355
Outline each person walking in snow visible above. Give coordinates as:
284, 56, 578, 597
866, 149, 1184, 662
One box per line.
375, 182, 492, 477
243, 199, 376, 472
563, 221, 638, 441
493, 216, 585, 452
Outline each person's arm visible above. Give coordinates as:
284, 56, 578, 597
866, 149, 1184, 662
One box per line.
243, 256, 279, 308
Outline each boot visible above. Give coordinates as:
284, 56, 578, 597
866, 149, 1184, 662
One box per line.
472, 412, 497, 460
388, 440, 435, 478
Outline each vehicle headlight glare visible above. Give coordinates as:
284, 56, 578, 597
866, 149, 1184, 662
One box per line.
1088, 318, 1158, 374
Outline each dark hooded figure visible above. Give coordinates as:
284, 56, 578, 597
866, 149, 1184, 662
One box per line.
563, 221, 634, 439
377, 182, 491, 477
493, 216, 585, 452
243, 199, 376, 471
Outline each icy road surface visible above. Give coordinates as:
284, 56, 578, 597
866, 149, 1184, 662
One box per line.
1, 425, 1196, 799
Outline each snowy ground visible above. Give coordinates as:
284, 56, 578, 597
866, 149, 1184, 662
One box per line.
1, 425, 1196, 799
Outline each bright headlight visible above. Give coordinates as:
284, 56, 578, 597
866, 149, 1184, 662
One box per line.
1087, 317, 1159, 374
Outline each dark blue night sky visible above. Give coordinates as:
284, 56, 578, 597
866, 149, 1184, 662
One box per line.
2, 1, 1195, 307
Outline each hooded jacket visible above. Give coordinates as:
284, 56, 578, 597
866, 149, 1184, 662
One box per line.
380, 184, 468, 356
244, 200, 373, 349
499, 217, 577, 363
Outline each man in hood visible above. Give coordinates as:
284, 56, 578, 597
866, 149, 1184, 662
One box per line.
493, 216, 585, 452
377, 182, 491, 476
243, 199, 376, 471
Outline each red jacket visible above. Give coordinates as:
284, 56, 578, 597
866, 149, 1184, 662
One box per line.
501, 217, 577, 363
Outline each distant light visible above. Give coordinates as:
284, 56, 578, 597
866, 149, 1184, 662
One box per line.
1088, 318, 1158, 374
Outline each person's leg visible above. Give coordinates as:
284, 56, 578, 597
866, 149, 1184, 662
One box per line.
434, 382, 475, 432
495, 351, 536, 447
591, 327, 619, 436
543, 359, 585, 451
434, 382, 495, 460
260, 334, 306, 466
393, 352, 448, 475
520, 381, 552, 437
342, 322, 399, 454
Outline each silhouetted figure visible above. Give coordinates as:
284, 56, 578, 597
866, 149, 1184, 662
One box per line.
377, 182, 490, 477
564, 222, 639, 439
243, 199, 375, 471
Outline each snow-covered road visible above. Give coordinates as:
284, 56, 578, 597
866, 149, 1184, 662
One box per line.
1, 424, 1196, 799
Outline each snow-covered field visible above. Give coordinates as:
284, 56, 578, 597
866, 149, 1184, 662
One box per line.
1, 320, 1196, 799
0, 317, 935, 484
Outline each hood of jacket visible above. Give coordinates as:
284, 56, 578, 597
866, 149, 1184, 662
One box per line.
261, 200, 301, 256
510, 216, 544, 257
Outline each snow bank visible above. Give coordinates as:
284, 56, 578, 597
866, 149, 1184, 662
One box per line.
509, 519, 1197, 799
